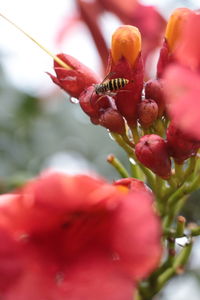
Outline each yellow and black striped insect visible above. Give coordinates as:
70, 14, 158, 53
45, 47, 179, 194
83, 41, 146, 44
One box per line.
94, 77, 129, 96
90, 73, 130, 105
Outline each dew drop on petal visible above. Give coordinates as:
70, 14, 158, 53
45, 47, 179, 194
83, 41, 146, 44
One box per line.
108, 132, 115, 141
129, 157, 136, 165
70, 97, 79, 104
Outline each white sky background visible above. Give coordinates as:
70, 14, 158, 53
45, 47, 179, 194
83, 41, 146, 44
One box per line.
0, 0, 199, 94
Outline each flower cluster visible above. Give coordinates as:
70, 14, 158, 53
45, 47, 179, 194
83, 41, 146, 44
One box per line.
1, 5, 200, 300
46, 8, 200, 297
49, 8, 200, 179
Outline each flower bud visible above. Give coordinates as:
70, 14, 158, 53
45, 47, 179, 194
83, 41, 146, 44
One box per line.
135, 134, 171, 179
109, 26, 144, 126
145, 79, 165, 117
79, 85, 111, 119
111, 25, 141, 67
166, 123, 200, 164
157, 8, 193, 78
165, 8, 192, 53
48, 53, 100, 98
98, 108, 126, 134
138, 99, 158, 128
114, 178, 153, 198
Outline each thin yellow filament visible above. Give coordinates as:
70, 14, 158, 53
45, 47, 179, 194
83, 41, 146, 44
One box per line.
0, 12, 72, 70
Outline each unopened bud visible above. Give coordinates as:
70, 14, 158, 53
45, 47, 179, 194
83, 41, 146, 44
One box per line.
135, 134, 171, 179
138, 99, 158, 128
165, 8, 192, 53
114, 178, 153, 198
166, 123, 200, 164
145, 79, 165, 117
48, 53, 100, 98
111, 25, 141, 66
99, 108, 125, 134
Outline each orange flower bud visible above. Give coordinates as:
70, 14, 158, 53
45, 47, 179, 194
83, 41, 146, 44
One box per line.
111, 25, 141, 66
165, 8, 192, 52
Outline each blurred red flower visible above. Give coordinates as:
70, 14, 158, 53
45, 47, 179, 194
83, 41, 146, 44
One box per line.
0, 172, 162, 300
163, 12, 200, 140
164, 64, 200, 140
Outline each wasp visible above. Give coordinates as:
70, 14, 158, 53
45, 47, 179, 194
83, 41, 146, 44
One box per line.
91, 73, 130, 105
95, 77, 129, 96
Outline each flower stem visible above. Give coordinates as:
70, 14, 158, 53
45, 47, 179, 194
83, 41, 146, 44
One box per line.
131, 126, 140, 143
0, 12, 72, 70
107, 154, 130, 178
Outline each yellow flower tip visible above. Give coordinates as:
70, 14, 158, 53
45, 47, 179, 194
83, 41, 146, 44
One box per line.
116, 185, 129, 194
165, 7, 193, 52
111, 25, 141, 66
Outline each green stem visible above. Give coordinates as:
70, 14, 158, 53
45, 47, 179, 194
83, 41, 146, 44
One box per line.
191, 226, 200, 236
155, 175, 164, 198
107, 154, 130, 178
154, 119, 165, 137
183, 156, 196, 180
174, 162, 183, 181
154, 242, 192, 293
176, 216, 186, 237
111, 133, 133, 156
131, 126, 140, 143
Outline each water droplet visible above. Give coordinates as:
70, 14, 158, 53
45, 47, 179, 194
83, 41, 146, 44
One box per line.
129, 157, 136, 165
70, 97, 79, 104
108, 132, 115, 141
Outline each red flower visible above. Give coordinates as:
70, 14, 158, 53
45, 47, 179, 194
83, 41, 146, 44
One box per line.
135, 135, 171, 179
175, 12, 200, 71
48, 53, 100, 98
164, 65, 200, 140
0, 172, 161, 300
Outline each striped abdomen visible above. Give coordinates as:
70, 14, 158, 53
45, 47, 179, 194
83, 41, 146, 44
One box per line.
95, 78, 129, 95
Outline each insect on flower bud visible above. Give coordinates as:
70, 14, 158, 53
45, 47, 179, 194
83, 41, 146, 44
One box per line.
98, 108, 126, 134
111, 25, 141, 67
145, 79, 165, 117
135, 134, 172, 179
166, 123, 200, 164
165, 8, 192, 53
138, 99, 158, 128
109, 25, 144, 126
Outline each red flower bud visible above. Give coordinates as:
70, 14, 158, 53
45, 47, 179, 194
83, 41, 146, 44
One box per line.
48, 53, 100, 98
79, 85, 111, 119
114, 178, 153, 198
157, 8, 193, 78
166, 123, 200, 164
165, 8, 192, 53
145, 79, 165, 117
108, 26, 144, 126
138, 99, 158, 128
99, 108, 125, 134
135, 134, 171, 179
